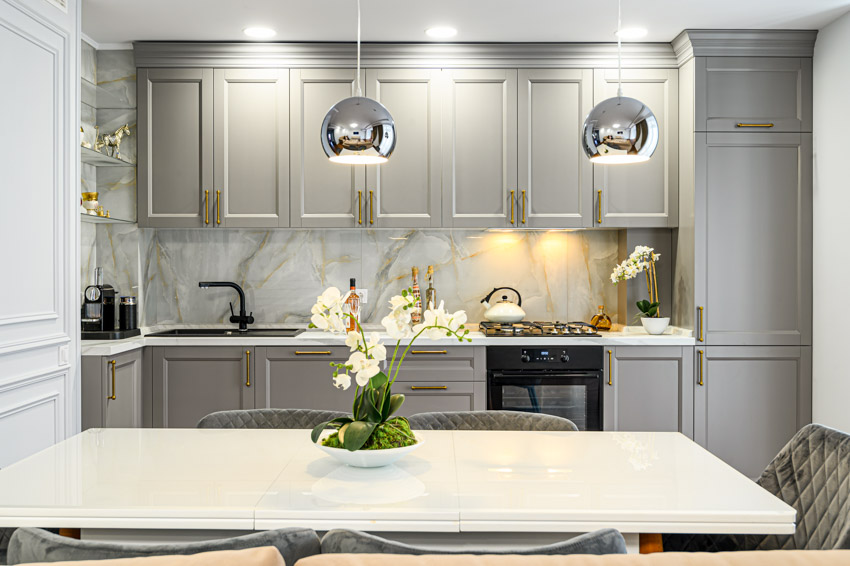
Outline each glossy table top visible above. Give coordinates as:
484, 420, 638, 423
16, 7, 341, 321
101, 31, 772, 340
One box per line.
0, 429, 795, 534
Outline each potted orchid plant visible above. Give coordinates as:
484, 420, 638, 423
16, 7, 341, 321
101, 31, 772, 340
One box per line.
308, 286, 470, 465
611, 245, 669, 335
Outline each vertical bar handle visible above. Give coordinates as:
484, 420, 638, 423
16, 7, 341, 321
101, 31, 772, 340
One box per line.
108, 360, 117, 400
521, 189, 526, 224
204, 190, 209, 225
369, 190, 374, 225
697, 306, 704, 342
697, 350, 704, 386
607, 350, 613, 386
597, 189, 602, 224
358, 191, 362, 225
510, 190, 515, 224
216, 190, 221, 225
245, 350, 251, 387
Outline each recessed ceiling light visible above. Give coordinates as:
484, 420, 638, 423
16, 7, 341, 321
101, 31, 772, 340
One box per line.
243, 27, 276, 39
425, 26, 457, 39
615, 27, 648, 40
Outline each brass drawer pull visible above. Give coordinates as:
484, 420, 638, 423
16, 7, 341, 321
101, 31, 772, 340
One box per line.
736, 123, 774, 128
697, 306, 704, 342
295, 350, 332, 355
358, 190, 362, 225
697, 350, 704, 386
108, 360, 117, 400
521, 189, 526, 224
369, 190, 374, 225
410, 385, 448, 390
215, 190, 221, 225
204, 190, 209, 225
607, 350, 613, 386
245, 350, 251, 387
411, 350, 447, 355
597, 189, 602, 224
510, 189, 515, 224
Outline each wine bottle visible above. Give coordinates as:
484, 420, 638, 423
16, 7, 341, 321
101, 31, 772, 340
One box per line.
343, 278, 360, 332
410, 267, 422, 324
425, 265, 437, 310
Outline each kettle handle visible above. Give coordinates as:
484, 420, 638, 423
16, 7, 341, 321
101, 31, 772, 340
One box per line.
480, 287, 522, 307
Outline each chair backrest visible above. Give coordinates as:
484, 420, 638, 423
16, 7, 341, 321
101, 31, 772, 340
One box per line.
7, 527, 320, 565
406, 410, 578, 432
196, 409, 348, 429
320, 528, 625, 555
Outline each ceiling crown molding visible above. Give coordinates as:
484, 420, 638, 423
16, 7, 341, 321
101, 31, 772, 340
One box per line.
133, 41, 680, 69
673, 29, 817, 65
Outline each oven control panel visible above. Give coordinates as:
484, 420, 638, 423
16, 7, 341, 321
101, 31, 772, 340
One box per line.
520, 348, 569, 363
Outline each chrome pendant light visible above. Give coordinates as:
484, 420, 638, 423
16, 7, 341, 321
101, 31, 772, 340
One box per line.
581, 0, 658, 164
321, 0, 396, 164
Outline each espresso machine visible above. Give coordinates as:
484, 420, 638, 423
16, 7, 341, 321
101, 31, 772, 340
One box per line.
82, 267, 115, 332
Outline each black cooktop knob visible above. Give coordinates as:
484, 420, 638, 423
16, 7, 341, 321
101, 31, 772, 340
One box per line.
560, 353, 570, 362
520, 354, 531, 363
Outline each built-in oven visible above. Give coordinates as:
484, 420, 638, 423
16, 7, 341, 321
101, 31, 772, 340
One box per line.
486, 346, 603, 431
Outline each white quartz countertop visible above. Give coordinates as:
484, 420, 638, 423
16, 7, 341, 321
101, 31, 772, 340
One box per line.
0, 429, 792, 535
81, 325, 694, 356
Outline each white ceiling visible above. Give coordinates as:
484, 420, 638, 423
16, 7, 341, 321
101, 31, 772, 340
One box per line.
82, 0, 850, 46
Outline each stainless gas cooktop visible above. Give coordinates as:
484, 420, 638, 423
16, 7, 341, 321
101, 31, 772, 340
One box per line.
479, 321, 600, 337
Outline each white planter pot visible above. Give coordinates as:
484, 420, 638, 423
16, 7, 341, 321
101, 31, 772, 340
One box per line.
316, 431, 424, 468
641, 317, 670, 335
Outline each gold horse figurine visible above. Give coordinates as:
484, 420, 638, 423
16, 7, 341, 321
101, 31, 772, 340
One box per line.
96, 124, 131, 160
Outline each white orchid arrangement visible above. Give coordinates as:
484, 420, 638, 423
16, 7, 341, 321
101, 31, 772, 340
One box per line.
611, 245, 662, 319
309, 286, 470, 451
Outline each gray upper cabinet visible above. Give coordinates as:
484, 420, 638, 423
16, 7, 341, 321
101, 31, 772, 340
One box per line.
81, 350, 143, 430
518, 69, 593, 228
696, 57, 812, 133
603, 347, 693, 437
592, 69, 678, 228
441, 69, 518, 228
138, 68, 214, 228
290, 69, 366, 228
214, 69, 290, 228
152, 346, 254, 428
365, 69, 442, 228
255, 347, 353, 412
694, 132, 812, 346
694, 346, 812, 479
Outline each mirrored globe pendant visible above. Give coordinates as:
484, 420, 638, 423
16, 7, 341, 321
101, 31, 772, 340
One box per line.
321, 95, 396, 164
581, 95, 659, 164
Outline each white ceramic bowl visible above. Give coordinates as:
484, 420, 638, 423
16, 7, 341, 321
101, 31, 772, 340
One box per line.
641, 316, 670, 335
316, 431, 424, 468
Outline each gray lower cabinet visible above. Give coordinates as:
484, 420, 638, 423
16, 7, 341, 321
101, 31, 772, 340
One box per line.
518, 69, 594, 228
694, 346, 812, 479
394, 381, 485, 416
392, 347, 486, 416
81, 350, 143, 430
694, 132, 812, 346
592, 68, 678, 228
214, 69, 289, 227
696, 57, 812, 133
254, 347, 353, 412
603, 346, 693, 437
151, 346, 254, 428
138, 68, 214, 228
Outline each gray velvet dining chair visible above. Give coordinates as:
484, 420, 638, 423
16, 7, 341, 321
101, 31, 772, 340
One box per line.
320, 528, 626, 555
1, 527, 13, 564
196, 408, 347, 429
664, 423, 850, 551
6, 527, 321, 565
406, 410, 578, 432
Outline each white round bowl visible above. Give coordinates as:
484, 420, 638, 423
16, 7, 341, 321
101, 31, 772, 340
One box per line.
641, 317, 670, 335
316, 431, 424, 468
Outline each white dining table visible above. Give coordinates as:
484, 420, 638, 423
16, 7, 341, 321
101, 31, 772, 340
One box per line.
0, 429, 795, 553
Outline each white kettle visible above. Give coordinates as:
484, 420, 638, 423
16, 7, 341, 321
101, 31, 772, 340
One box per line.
480, 287, 526, 323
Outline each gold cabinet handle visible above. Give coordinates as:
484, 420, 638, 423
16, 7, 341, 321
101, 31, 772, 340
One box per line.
607, 350, 613, 386
369, 189, 374, 225
245, 350, 251, 387
295, 350, 332, 355
736, 123, 774, 128
521, 189, 526, 224
215, 190, 221, 225
358, 190, 362, 225
204, 190, 209, 225
697, 349, 704, 386
108, 360, 117, 400
410, 385, 448, 390
510, 189, 515, 224
697, 306, 704, 342
411, 350, 447, 355
597, 189, 602, 224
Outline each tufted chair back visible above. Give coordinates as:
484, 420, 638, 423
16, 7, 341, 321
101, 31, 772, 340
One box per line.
197, 408, 347, 430
406, 410, 578, 432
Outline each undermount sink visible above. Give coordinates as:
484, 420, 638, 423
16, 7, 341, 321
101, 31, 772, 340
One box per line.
146, 328, 304, 338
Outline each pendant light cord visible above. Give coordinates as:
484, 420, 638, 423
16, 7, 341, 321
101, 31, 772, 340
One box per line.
617, 0, 623, 98
356, 0, 362, 96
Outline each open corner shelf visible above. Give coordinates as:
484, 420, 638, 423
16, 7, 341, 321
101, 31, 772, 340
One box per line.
81, 146, 135, 167
81, 77, 135, 110
80, 213, 135, 225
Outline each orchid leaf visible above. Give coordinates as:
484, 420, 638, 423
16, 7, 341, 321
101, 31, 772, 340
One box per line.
370, 371, 388, 390
387, 393, 405, 418
310, 417, 353, 443
342, 420, 377, 451
362, 387, 384, 423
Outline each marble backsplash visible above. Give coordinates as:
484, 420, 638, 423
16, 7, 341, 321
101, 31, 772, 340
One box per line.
88, 227, 622, 327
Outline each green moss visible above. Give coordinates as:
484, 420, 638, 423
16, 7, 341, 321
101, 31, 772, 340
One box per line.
322, 418, 417, 450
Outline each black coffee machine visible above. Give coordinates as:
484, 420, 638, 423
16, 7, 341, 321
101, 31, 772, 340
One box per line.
82, 267, 115, 332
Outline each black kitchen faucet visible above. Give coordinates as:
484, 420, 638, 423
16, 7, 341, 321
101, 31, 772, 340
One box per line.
198, 281, 254, 332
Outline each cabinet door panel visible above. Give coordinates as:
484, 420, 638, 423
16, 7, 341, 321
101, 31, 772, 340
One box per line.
290, 69, 366, 227
152, 347, 253, 428
593, 69, 678, 228
138, 68, 213, 228
365, 69, 441, 228
696, 57, 812, 133
695, 133, 812, 346
215, 69, 289, 227
518, 69, 593, 228
391, 348, 478, 383
694, 346, 812, 479
442, 69, 517, 228
103, 351, 143, 428
255, 347, 352, 411
395, 382, 484, 417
